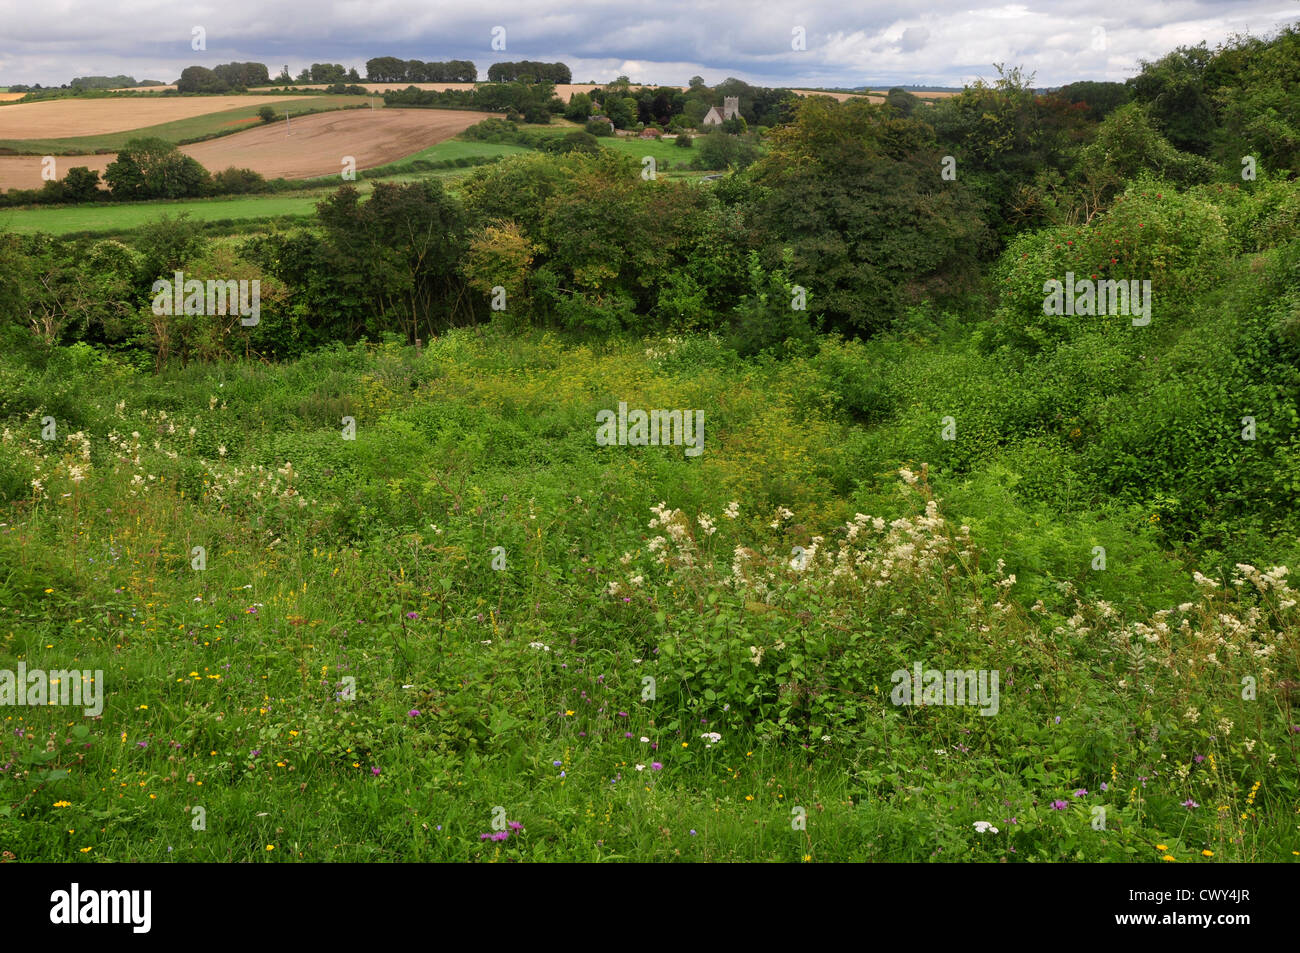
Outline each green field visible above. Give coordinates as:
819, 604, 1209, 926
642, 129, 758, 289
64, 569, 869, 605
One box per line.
0, 193, 327, 235
600, 134, 739, 176
0, 135, 570, 236
0, 96, 378, 154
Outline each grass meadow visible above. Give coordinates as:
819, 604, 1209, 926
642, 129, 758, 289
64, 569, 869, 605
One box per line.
1, 328, 1296, 862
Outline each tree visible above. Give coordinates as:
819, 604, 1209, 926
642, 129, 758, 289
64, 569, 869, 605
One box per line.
1213, 25, 1300, 173
315, 181, 468, 339
257, 106, 277, 123
461, 221, 537, 318
1128, 44, 1217, 155
884, 87, 920, 117
603, 95, 636, 129
750, 96, 989, 334
564, 92, 593, 122
541, 131, 600, 155
134, 213, 207, 281
211, 167, 269, 195
367, 57, 407, 82
212, 62, 269, 89
61, 167, 101, 202
1078, 102, 1216, 192
694, 130, 758, 170
177, 66, 223, 93
309, 63, 348, 84
104, 138, 211, 200
1055, 80, 1133, 120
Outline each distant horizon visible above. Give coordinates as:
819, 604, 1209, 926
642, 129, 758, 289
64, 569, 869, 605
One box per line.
3, 74, 976, 94
1, 0, 1294, 90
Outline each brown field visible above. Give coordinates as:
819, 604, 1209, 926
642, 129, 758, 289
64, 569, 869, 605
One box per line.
0, 93, 26, 103
0, 95, 314, 139
0, 107, 496, 191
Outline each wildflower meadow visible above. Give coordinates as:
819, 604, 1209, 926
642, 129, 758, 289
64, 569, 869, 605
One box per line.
2, 16, 1299, 873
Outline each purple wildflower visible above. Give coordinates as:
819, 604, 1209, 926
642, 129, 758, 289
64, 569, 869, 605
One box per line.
1050, 800, 1068, 810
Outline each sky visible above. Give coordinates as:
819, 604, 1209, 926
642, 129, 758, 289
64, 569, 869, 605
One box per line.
1, 1, 1296, 89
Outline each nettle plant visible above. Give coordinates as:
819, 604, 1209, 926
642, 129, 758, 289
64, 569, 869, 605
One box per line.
606, 468, 1027, 749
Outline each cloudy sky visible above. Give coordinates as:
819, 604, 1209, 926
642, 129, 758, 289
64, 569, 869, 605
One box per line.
1, 1, 1296, 89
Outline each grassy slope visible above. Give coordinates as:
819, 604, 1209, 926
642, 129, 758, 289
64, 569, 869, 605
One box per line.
0, 321, 1295, 862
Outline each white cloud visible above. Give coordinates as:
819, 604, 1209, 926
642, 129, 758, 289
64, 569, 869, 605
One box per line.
0, 0, 1293, 89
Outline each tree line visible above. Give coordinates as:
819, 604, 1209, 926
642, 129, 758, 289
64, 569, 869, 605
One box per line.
4, 25, 1296, 359
364, 58, 478, 83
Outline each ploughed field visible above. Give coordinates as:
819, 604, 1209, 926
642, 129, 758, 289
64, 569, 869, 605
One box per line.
0, 107, 497, 190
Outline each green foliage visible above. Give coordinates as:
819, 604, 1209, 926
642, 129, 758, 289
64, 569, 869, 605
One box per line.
104, 138, 211, 200
693, 130, 759, 170
727, 251, 816, 357
1078, 103, 1216, 194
